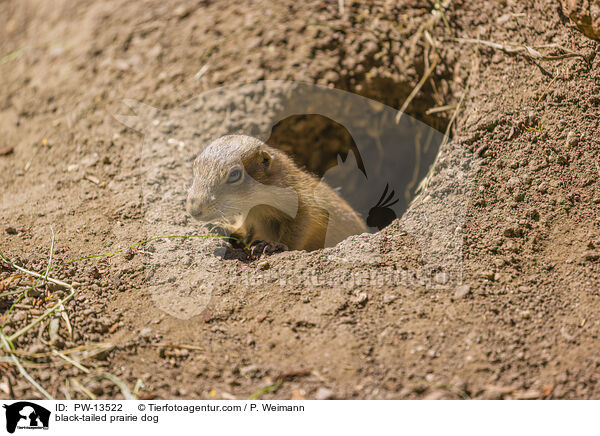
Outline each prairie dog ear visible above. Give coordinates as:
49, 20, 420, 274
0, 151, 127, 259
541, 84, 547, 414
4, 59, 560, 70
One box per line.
260, 149, 273, 169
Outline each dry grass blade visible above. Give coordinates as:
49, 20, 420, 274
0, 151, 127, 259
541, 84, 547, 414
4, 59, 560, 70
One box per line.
440, 68, 470, 148
101, 372, 136, 400
0, 48, 26, 65
0, 251, 75, 343
45, 234, 251, 274
4, 342, 114, 359
426, 104, 457, 115
51, 349, 90, 374
133, 378, 143, 395
11, 289, 72, 343
453, 38, 589, 63
396, 1, 450, 125
395, 57, 439, 124
0, 288, 29, 298
0, 356, 53, 369
0, 334, 52, 399
48, 316, 61, 345
73, 343, 115, 360
249, 381, 283, 400
60, 307, 73, 339
0, 274, 23, 292
534, 75, 558, 107
150, 343, 204, 351
70, 378, 97, 400
42, 227, 55, 286
412, 55, 476, 204
0, 232, 241, 398
62, 382, 72, 400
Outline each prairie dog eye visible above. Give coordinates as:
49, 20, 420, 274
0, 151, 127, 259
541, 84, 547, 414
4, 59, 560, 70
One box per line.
226, 167, 243, 184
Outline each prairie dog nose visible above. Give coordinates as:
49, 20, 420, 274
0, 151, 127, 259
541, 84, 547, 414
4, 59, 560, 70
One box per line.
186, 197, 203, 217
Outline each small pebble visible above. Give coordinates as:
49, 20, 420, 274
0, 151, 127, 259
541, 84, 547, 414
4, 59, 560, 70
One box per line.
454, 285, 471, 298
240, 364, 259, 377
383, 293, 398, 304
11, 312, 27, 324
315, 387, 334, 400
506, 176, 520, 191
88, 381, 104, 396
174, 5, 190, 18
565, 131, 578, 148
354, 292, 368, 306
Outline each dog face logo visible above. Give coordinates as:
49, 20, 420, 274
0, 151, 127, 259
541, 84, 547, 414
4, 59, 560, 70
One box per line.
3, 402, 50, 433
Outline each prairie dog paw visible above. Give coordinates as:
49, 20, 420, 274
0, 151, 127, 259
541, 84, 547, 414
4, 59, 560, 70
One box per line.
249, 240, 288, 259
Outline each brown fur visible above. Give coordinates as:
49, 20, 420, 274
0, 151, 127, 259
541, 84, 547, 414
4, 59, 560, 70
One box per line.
186, 135, 367, 251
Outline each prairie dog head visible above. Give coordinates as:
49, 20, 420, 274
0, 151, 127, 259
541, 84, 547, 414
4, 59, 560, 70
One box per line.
186, 135, 298, 230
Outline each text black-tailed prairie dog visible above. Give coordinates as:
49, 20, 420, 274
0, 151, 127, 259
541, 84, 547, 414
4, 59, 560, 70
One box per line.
186, 135, 367, 251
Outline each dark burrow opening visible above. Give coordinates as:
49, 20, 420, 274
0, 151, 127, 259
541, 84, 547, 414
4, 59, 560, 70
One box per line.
217, 79, 451, 259
265, 111, 446, 231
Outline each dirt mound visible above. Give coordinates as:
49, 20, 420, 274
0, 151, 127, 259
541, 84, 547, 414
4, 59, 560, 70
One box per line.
1, 0, 599, 399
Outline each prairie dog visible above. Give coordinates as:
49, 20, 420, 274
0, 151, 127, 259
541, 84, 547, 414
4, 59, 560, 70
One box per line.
186, 135, 367, 251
